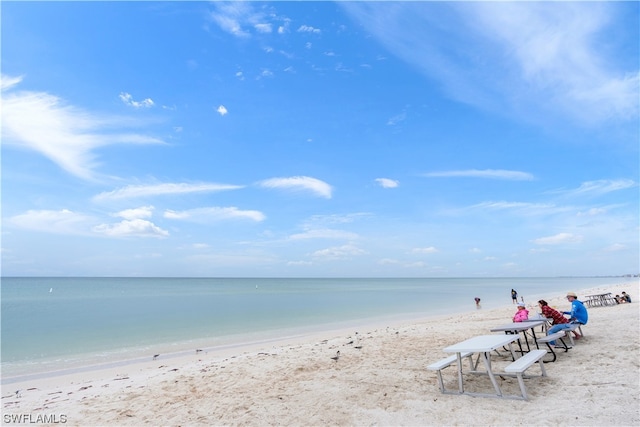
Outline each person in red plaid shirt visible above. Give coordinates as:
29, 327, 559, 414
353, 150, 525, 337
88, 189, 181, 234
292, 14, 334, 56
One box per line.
538, 299, 581, 342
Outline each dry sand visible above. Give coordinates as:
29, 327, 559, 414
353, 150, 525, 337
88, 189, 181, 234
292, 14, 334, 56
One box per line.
2, 282, 639, 426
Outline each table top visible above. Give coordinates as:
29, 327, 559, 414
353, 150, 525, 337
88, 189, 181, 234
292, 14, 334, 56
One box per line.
522, 315, 551, 322
490, 320, 545, 332
443, 334, 519, 353
585, 293, 611, 298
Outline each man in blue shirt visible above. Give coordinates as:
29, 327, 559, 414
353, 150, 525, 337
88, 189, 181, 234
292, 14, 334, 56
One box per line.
547, 292, 588, 346
564, 292, 588, 325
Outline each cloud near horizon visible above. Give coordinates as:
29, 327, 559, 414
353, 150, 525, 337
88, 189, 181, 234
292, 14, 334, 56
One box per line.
9, 209, 96, 235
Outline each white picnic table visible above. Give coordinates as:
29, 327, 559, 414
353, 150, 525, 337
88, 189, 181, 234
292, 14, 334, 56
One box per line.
490, 320, 546, 354
443, 334, 519, 397
584, 292, 616, 307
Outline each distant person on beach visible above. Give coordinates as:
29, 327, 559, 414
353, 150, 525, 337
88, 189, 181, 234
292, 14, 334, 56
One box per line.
622, 291, 632, 303
474, 297, 481, 307
511, 289, 518, 304
512, 302, 529, 322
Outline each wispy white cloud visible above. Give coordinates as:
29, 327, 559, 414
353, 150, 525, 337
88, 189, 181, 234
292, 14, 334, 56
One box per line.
341, 2, 639, 127
1, 76, 165, 181
532, 232, 583, 245
93, 219, 169, 238
119, 92, 154, 108
258, 176, 332, 199
254, 23, 272, 33
164, 207, 265, 222
207, 2, 254, 38
1, 74, 23, 90
603, 243, 626, 252
412, 247, 438, 254
603, 243, 627, 252
298, 25, 321, 34
469, 201, 557, 211
288, 229, 358, 241
311, 244, 366, 260
576, 207, 608, 217
287, 260, 313, 266
9, 209, 95, 235
551, 179, 637, 198
93, 182, 244, 201
467, 2, 639, 124
208, 2, 281, 39
9, 208, 169, 239
377, 258, 400, 265
216, 105, 228, 116
375, 178, 399, 188
529, 248, 550, 253
424, 169, 534, 180
304, 213, 371, 226
114, 206, 155, 220
387, 111, 406, 126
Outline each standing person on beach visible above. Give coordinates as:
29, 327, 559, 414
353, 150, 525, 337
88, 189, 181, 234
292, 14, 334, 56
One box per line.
511, 289, 518, 304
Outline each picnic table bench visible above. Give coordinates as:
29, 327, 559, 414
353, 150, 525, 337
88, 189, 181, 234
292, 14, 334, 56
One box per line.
536, 331, 571, 362
504, 349, 547, 400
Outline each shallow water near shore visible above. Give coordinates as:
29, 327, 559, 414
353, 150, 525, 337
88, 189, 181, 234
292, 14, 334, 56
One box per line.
0, 276, 625, 381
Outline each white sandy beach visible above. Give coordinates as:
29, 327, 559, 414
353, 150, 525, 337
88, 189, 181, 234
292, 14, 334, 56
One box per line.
2, 282, 639, 426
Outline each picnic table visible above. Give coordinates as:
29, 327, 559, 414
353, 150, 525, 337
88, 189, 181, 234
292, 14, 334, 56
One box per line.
442, 334, 519, 398
584, 293, 617, 307
490, 320, 546, 355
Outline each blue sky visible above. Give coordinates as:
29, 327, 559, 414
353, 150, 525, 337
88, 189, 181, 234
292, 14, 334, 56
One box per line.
1, 1, 638, 278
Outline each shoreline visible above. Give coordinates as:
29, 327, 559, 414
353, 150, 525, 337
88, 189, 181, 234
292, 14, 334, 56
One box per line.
1, 281, 632, 384
2, 281, 638, 425
3, 278, 625, 384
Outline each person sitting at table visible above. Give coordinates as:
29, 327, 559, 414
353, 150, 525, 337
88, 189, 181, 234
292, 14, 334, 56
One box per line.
622, 291, 632, 303
543, 292, 588, 346
512, 302, 529, 322
615, 294, 626, 304
538, 300, 574, 336
564, 292, 588, 325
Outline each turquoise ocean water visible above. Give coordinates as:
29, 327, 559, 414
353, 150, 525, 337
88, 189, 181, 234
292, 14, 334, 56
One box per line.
0, 277, 623, 382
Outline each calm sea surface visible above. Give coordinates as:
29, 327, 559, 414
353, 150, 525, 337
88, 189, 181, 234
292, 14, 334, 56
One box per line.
0, 277, 623, 382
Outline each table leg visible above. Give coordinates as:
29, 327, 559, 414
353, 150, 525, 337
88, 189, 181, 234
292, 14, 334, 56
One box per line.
530, 328, 540, 349
480, 352, 502, 396
507, 342, 517, 361
520, 330, 531, 352
506, 331, 524, 357
456, 352, 464, 393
